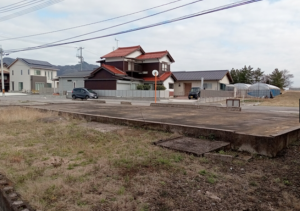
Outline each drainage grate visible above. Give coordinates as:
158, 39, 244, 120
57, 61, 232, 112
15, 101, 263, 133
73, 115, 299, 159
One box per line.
154, 136, 230, 156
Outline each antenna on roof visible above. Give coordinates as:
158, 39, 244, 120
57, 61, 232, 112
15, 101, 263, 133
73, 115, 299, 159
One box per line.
115, 38, 119, 49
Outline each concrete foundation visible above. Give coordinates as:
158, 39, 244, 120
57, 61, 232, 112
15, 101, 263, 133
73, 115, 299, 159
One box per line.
26, 103, 300, 157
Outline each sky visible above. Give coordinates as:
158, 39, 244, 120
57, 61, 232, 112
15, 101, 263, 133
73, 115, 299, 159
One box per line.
0, 0, 299, 87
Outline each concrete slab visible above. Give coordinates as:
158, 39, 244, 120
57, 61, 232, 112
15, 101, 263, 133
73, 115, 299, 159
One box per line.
155, 137, 230, 156
26, 103, 300, 157
80, 122, 127, 133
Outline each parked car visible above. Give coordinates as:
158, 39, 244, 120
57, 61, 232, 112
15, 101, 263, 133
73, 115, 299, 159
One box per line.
188, 87, 201, 100
72, 88, 98, 100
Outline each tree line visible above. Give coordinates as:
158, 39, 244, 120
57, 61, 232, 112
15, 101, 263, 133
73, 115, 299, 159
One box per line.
230, 66, 294, 89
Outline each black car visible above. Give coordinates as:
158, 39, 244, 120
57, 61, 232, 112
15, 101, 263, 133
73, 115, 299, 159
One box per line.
188, 87, 201, 100
72, 88, 98, 100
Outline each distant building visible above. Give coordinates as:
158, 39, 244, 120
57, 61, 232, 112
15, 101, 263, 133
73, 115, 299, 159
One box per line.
172, 70, 233, 96
85, 45, 176, 93
8, 58, 58, 92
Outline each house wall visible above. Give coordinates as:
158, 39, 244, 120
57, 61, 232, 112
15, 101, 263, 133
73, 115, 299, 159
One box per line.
174, 80, 220, 96
163, 76, 174, 91
9, 60, 31, 91
219, 75, 230, 84
105, 61, 125, 71
127, 50, 142, 58
85, 80, 117, 90
140, 62, 161, 77
31, 76, 47, 90
58, 77, 85, 95
159, 55, 172, 64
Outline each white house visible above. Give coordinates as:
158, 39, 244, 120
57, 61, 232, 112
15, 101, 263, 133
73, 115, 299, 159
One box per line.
8, 58, 58, 92
172, 70, 233, 96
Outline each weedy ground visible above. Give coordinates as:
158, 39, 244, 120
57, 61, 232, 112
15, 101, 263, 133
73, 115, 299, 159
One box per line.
0, 107, 299, 211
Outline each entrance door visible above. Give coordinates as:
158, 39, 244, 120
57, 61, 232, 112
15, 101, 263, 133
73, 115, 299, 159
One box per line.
184, 83, 192, 96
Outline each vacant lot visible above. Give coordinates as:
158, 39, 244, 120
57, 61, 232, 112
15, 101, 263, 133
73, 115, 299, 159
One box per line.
0, 107, 299, 211
259, 91, 300, 107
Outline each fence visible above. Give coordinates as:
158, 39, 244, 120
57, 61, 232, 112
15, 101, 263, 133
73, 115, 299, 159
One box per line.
93, 90, 170, 99
201, 90, 234, 98
39, 87, 55, 95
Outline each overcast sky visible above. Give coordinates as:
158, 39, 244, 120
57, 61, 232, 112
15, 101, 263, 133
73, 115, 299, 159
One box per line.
0, 0, 299, 86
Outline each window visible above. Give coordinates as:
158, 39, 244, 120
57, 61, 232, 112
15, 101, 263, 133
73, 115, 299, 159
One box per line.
46, 83, 52, 88
21, 70, 22, 75
48, 71, 50, 78
220, 83, 226, 90
204, 83, 212, 90
67, 80, 72, 82
28, 69, 30, 75
35, 83, 44, 91
34, 70, 41, 75
162, 63, 168, 71
12, 70, 14, 75
11, 81, 14, 91
128, 62, 134, 71
51, 71, 53, 79
169, 83, 174, 89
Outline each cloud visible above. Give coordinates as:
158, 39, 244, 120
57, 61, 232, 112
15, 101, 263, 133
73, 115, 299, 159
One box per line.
0, 0, 299, 86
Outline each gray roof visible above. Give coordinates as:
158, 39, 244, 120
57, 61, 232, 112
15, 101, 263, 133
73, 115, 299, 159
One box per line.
58, 70, 93, 78
173, 70, 231, 82
17, 58, 58, 70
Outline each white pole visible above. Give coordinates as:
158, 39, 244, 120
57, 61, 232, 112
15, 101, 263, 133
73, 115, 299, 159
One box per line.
0, 46, 4, 97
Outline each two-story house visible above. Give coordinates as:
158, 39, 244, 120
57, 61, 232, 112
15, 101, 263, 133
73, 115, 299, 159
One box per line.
8, 58, 58, 92
85, 46, 176, 93
0, 63, 10, 92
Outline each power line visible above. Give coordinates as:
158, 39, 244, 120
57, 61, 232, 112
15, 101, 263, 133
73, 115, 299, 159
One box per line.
5, 0, 262, 54
7, 0, 204, 50
0, 0, 36, 9
0, 0, 48, 13
0, 0, 64, 22
0, 0, 184, 41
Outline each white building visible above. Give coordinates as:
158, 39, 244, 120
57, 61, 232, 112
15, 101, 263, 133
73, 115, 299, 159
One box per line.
8, 58, 58, 92
172, 70, 233, 96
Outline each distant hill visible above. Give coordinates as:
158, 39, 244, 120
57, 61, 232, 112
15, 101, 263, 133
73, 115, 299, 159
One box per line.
3, 57, 15, 66
1, 57, 99, 76
55, 62, 99, 76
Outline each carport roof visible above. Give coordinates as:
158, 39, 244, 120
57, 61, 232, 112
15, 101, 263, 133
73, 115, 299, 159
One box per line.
173, 70, 233, 83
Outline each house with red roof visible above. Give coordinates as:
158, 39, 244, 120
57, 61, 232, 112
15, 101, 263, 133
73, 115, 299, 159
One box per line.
85, 46, 176, 92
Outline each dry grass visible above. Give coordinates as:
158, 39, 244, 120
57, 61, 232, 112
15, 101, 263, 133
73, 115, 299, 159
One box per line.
0, 107, 299, 211
259, 91, 300, 107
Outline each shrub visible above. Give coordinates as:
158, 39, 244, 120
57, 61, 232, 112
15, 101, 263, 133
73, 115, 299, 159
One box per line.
143, 84, 151, 90
137, 85, 144, 90
156, 85, 166, 90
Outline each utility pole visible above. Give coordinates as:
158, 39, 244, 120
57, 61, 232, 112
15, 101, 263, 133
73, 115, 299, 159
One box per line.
76, 47, 84, 71
0, 46, 4, 97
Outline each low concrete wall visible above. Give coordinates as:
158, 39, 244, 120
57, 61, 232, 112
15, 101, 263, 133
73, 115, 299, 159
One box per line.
0, 173, 34, 211
28, 107, 299, 157
150, 103, 241, 112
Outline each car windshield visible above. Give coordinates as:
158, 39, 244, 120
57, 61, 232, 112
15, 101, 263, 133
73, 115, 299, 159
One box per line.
190, 88, 200, 93
88, 89, 95, 93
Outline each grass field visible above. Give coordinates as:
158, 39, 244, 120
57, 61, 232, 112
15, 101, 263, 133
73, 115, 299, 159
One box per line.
0, 107, 299, 211
259, 91, 300, 107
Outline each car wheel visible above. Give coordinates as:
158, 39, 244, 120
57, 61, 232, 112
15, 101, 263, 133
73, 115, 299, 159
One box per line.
72, 95, 76, 100
85, 95, 89, 100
